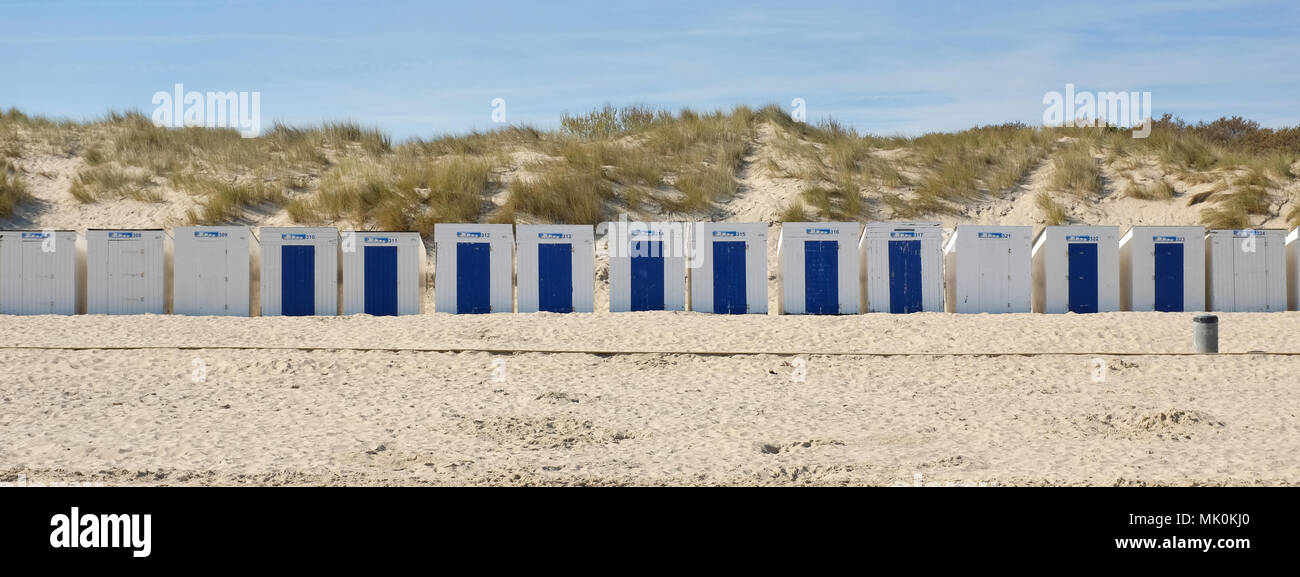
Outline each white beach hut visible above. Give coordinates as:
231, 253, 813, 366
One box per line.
86, 229, 168, 315
943, 225, 1032, 314
1031, 226, 1120, 314
1289, 229, 1300, 311
342, 231, 426, 316
434, 224, 513, 314
778, 222, 860, 315
608, 221, 687, 312
1205, 229, 1286, 312
516, 224, 594, 313
859, 222, 943, 314
259, 227, 339, 316
1119, 226, 1205, 312
173, 226, 258, 316
689, 222, 767, 314
0, 230, 79, 315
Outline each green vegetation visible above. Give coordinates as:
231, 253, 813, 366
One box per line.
1, 157, 31, 216
779, 200, 809, 222
498, 166, 611, 224
69, 165, 156, 202
1127, 179, 1175, 201
2, 105, 1299, 232
1048, 143, 1101, 197
1035, 192, 1068, 225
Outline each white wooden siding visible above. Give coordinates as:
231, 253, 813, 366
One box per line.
85, 229, 168, 315
688, 222, 767, 314
517, 224, 595, 313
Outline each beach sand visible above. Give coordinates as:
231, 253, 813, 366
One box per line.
2, 312, 1298, 486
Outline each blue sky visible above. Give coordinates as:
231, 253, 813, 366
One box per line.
2, 0, 1297, 140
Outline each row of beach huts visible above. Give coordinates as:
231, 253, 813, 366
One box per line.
1, 222, 1298, 316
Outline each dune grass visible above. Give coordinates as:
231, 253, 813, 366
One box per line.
1126, 179, 1175, 200
1199, 172, 1273, 229
498, 169, 610, 224
896, 123, 1055, 213
1287, 197, 1300, 229
1048, 144, 1101, 197
300, 156, 493, 234
69, 164, 157, 202
1, 158, 31, 217
174, 172, 284, 224
1035, 192, 1068, 225
882, 191, 950, 219
546, 105, 755, 218
2, 105, 1299, 230
779, 200, 808, 222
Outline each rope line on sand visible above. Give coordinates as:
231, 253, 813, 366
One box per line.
0, 345, 1286, 356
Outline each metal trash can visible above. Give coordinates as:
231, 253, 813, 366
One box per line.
1194, 315, 1218, 354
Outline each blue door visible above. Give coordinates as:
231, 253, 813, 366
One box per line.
281, 245, 315, 316
537, 243, 573, 313
888, 240, 923, 314
804, 241, 839, 314
1067, 243, 1099, 313
712, 241, 747, 314
456, 242, 491, 314
630, 240, 664, 311
364, 245, 398, 316
1153, 243, 1184, 312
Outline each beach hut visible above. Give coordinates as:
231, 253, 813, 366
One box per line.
688, 222, 767, 314
608, 221, 687, 312
434, 224, 513, 314
1206, 229, 1285, 312
1118, 226, 1205, 312
259, 227, 339, 316
778, 222, 860, 315
86, 229, 168, 315
173, 226, 257, 316
342, 232, 426, 316
516, 224, 594, 313
1289, 229, 1300, 311
0, 230, 79, 315
943, 225, 1032, 314
859, 222, 943, 314
1031, 226, 1120, 314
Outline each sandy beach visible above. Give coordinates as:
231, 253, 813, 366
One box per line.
2, 311, 1297, 486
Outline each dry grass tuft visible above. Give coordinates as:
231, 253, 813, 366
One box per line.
501, 167, 611, 224
69, 164, 157, 203
779, 200, 808, 222
1036, 192, 1068, 225
1, 158, 31, 216
1127, 179, 1175, 200
1049, 144, 1101, 197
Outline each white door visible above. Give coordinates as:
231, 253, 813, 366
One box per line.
108, 241, 147, 314
194, 240, 229, 315
978, 239, 1009, 312
21, 242, 56, 314
1232, 236, 1263, 311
